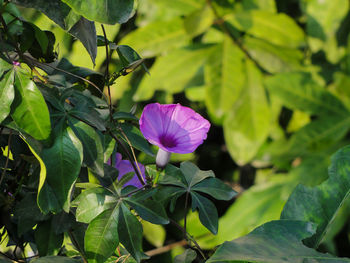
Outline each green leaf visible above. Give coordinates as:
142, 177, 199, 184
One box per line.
69, 118, 104, 176
204, 36, 245, 122
118, 203, 147, 262
265, 72, 349, 117
281, 145, 350, 248
191, 191, 218, 234
85, 206, 120, 263
61, 0, 133, 24
0, 59, 13, 76
224, 60, 270, 165
192, 178, 236, 201
113, 111, 138, 122
242, 0, 276, 12
0, 69, 15, 123
31, 256, 80, 263
116, 45, 147, 73
120, 17, 189, 58
206, 220, 350, 263
74, 187, 117, 223
184, 4, 214, 37
142, 221, 166, 248
134, 44, 216, 101
180, 161, 214, 188
303, 0, 348, 62
68, 17, 97, 65
197, 175, 298, 249
174, 249, 197, 263
11, 69, 51, 140
39, 126, 83, 213
35, 220, 64, 256
125, 197, 169, 225
243, 36, 303, 73
12, 0, 97, 63
119, 123, 154, 156
225, 10, 305, 48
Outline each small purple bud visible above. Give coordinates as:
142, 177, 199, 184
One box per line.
12, 61, 20, 66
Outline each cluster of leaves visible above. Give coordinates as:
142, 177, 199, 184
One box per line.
1, 0, 350, 263
104, 0, 350, 251
0, 1, 235, 262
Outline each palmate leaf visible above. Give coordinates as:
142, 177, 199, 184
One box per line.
281, 145, 350, 248
11, 68, 51, 140
207, 220, 350, 263
38, 126, 83, 213
61, 0, 133, 25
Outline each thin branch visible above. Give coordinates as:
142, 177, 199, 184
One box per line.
101, 24, 114, 124
145, 240, 188, 257
68, 230, 88, 263
169, 218, 207, 260
183, 191, 190, 237
108, 131, 146, 186
0, 130, 12, 187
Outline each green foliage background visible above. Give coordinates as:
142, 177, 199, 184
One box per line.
2, 0, 350, 262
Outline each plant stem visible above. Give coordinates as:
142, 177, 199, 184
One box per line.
0, 130, 12, 187
184, 191, 190, 238
145, 239, 188, 257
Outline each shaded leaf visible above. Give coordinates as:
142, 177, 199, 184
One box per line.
174, 249, 197, 263
207, 220, 350, 263
191, 191, 218, 234
180, 161, 214, 188
32, 256, 80, 263
39, 126, 83, 213
281, 145, 350, 248
192, 178, 236, 201
35, 220, 64, 256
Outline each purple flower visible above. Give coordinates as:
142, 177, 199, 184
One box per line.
111, 153, 146, 188
12, 61, 20, 66
139, 103, 210, 167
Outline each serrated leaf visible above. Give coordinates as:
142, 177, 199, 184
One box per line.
134, 44, 216, 101
204, 36, 245, 122
69, 118, 104, 176
85, 206, 120, 263
61, 0, 133, 24
74, 187, 117, 223
11, 69, 51, 140
281, 145, 350, 248
191, 191, 218, 234
39, 126, 83, 213
265, 72, 349, 117
207, 220, 350, 263
0, 69, 15, 123
225, 10, 305, 48
192, 178, 236, 200
224, 60, 270, 165
120, 17, 189, 58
